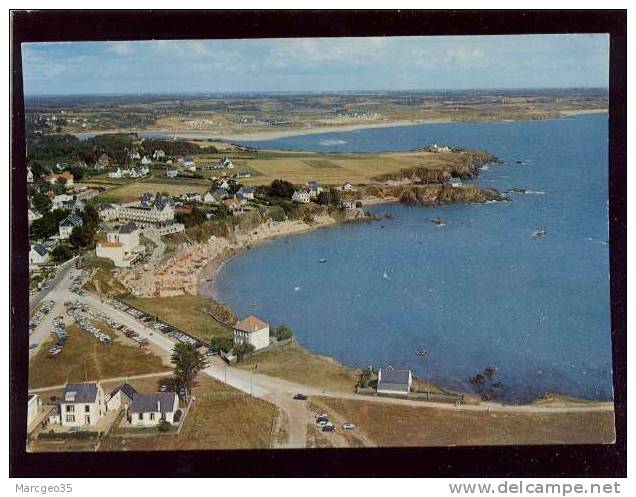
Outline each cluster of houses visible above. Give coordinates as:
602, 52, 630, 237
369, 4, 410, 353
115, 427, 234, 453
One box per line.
45, 381, 180, 429
108, 165, 150, 179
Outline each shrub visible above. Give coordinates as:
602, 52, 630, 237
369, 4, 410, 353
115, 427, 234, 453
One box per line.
158, 420, 172, 433
234, 342, 255, 362
274, 325, 293, 341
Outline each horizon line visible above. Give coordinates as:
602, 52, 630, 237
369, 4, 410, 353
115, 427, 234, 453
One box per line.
24, 86, 610, 99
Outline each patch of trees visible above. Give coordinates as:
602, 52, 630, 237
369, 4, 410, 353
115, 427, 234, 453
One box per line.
140, 139, 204, 158
268, 179, 295, 199
29, 209, 69, 240
316, 188, 341, 207
209, 336, 234, 353
175, 207, 207, 228
171, 342, 209, 400
270, 325, 293, 342
69, 205, 100, 250
30, 190, 52, 214
51, 244, 74, 263
468, 366, 503, 401
234, 342, 255, 362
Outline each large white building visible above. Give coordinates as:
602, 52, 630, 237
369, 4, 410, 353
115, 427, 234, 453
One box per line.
233, 315, 270, 351
95, 222, 142, 267
59, 382, 105, 428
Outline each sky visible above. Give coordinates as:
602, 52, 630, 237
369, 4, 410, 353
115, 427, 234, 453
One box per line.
21, 35, 609, 96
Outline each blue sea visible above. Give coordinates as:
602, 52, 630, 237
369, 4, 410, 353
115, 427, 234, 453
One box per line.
213, 114, 612, 402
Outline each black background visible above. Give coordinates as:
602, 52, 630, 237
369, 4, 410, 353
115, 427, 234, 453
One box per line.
10, 9, 627, 478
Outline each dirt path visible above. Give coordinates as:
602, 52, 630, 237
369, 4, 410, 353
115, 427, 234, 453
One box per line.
264, 392, 309, 449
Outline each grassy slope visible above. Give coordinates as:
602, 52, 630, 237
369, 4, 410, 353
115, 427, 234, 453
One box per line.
123, 295, 234, 344
28, 323, 169, 389
313, 397, 616, 446
236, 341, 360, 393
98, 374, 276, 451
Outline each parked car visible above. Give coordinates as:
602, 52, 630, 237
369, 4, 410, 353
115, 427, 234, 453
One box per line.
316, 418, 329, 426
322, 425, 335, 432
29, 343, 38, 350
159, 385, 168, 392
342, 422, 356, 430
293, 394, 308, 400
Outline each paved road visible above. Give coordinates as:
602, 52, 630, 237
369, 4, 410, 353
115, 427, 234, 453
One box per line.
29, 256, 79, 311
28, 263, 614, 449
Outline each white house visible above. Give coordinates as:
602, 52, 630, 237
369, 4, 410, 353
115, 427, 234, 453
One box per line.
95, 222, 141, 267
45, 171, 74, 188
128, 150, 141, 160
448, 177, 462, 188
141, 155, 152, 165
376, 366, 413, 396
236, 186, 255, 200
203, 189, 226, 204
127, 393, 180, 427
292, 189, 311, 203
233, 315, 270, 351
153, 149, 166, 160
180, 192, 202, 203
129, 167, 141, 178
217, 179, 230, 191
27, 167, 34, 183
59, 382, 105, 428
29, 244, 49, 265
183, 156, 195, 170
306, 180, 322, 198
219, 157, 234, 170
28, 208, 42, 225
166, 167, 178, 178
108, 167, 123, 179
98, 203, 118, 222
341, 181, 355, 192
106, 383, 138, 412
58, 213, 83, 239
51, 193, 74, 210
27, 394, 40, 429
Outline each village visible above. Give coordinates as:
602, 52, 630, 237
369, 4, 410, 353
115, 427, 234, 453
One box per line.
24, 130, 614, 452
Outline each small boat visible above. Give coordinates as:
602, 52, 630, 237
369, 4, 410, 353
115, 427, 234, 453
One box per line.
384, 213, 395, 219
317, 258, 327, 263
294, 287, 301, 292
415, 348, 428, 357
532, 229, 547, 239
383, 271, 390, 280
431, 217, 445, 226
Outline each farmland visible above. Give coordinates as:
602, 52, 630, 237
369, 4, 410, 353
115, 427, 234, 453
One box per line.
103, 180, 209, 202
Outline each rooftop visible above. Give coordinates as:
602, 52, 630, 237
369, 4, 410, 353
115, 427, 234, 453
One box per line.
234, 315, 269, 333
129, 392, 177, 414
63, 382, 99, 403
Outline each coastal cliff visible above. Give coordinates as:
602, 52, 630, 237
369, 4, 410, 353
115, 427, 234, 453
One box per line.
372, 149, 500, 183
399, 184, 507, 205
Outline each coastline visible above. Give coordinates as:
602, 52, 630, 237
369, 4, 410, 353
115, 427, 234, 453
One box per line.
197, 215, 339, 301
71, 108, 608, 142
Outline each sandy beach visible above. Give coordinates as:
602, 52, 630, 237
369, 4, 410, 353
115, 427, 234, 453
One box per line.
197, 216, 338, 300
71, 109, 607, 143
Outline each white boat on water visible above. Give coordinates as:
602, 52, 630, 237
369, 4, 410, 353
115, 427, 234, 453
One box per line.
383, 271, 390, 280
